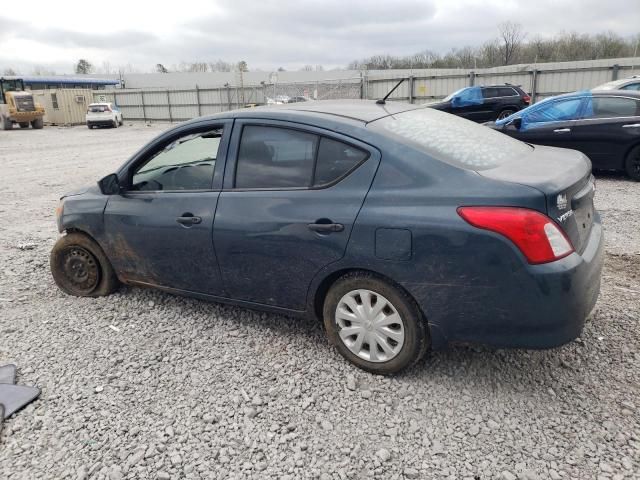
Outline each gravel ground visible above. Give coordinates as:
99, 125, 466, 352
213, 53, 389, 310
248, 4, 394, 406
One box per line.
0, 124, 639, 480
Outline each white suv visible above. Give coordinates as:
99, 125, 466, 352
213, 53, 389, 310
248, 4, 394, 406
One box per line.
86, 103, 123, 129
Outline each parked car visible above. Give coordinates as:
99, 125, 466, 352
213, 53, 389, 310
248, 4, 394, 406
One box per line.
487, 90, 640, 180
86, 103, 123, 129
593, 75, 640, 92
50, 100, 603, 374
426, 84, 531, 122
287, 96, 313, 103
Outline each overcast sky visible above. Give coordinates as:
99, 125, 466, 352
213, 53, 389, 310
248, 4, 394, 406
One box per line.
1, 0, 638, 74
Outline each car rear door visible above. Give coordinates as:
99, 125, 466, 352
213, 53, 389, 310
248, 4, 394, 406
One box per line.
571, 95, 640, 170
102, 120, 231, 295
212, 120, 380, 311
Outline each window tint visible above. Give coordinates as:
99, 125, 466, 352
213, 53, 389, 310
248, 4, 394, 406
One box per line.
587, 96, 640, 118
482, 88, 499, 99
525, 98, 583, 124
621, 83, 640, 91
235, 126, 317, 189
131, 130, 221, 191
314, 138, 368, 186
498, 87, 518, 97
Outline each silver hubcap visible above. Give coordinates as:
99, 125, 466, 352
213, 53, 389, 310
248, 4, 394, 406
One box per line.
335, 289, 405, 363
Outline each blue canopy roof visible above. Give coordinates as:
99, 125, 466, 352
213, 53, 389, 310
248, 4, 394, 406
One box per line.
1, 75, 119, 85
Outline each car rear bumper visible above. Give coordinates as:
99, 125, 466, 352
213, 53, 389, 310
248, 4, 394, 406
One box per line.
410, 213, 604, 350
87, 119, 115, 126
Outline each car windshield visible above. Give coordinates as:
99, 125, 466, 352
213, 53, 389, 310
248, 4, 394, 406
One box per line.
370, 107, 532, 171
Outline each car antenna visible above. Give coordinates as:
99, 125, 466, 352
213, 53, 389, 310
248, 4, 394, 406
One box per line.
376, 78, 406, 105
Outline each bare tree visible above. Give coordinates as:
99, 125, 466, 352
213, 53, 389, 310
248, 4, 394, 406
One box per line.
2, 67, 17, 75
300, 65, 313, 71
208, 60, 232, 72
156, 63, 169, 73
498, 22, 526, 65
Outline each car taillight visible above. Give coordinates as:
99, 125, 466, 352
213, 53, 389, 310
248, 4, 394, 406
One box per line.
457, 206, 574, 264
522, 94, 531, 104
104, 107, 111, 112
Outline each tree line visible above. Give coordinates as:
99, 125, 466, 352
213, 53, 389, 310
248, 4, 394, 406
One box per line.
349, 24, 640, 70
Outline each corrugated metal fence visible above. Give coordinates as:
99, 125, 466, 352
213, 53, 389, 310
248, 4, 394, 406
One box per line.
95, 59, 640, 122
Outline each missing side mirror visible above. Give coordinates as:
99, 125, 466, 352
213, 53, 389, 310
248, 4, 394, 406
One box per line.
98, 173, 121, 195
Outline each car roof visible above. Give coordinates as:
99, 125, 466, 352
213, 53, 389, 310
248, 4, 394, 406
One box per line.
197, 99, 424, 124
585, 89, 640, 98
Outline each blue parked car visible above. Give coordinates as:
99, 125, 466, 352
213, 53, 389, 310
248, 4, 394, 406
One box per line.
51, 100, 604, 374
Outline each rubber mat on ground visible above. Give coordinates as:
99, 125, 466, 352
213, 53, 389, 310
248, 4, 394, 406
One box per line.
0, 384, 40, 419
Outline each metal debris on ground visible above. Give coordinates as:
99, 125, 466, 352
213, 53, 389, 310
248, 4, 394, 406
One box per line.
0, 364, 41, 424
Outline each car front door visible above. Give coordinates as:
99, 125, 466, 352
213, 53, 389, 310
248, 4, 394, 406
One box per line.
102, 121, 231, 295
212, 121, 380, 311
506, 96, 585, 149
571, 95, 640, 170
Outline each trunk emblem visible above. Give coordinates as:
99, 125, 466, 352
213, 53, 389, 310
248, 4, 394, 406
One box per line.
556, 194, 568, 210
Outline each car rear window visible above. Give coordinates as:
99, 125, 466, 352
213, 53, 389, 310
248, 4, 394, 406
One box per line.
89, 104, 109, 112
370, 107, 532, 170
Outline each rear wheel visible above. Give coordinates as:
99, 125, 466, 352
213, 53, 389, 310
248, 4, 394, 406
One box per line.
323, 272, 429, 374
50, 233, 119, 297
112, 119, 118, 128
625, 145, 640, 181
87, 123, 93, 129
31, 118, 44, 129
118, 116, 123, 126
19, 122, 29, 129
497, 108, 516, 120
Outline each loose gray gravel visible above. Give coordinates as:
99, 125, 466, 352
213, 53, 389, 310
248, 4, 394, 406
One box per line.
0, 124, 639, 480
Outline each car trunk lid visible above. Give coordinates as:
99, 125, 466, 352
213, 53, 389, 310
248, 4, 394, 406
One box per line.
478, 145, 595, 254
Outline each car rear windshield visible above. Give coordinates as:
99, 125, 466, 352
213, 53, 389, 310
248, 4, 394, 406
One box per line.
89, 104, 109, 112
369, 107, 532, 170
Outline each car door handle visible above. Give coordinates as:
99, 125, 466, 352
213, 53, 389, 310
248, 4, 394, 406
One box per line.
622, 123, 640, 128
308, 222, 344, 233
553, 128, 571, 133
176, 214, 202, 226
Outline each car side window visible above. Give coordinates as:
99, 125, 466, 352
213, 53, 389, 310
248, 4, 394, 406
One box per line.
314, 137, 368, 186
585, 97, 640, 118
130, 129, 222, 191
498, 87, 517, 97
235, 126, 317, 188
525, 98, 583, 124
482, 88, 499, 99
621, 83, 640, 91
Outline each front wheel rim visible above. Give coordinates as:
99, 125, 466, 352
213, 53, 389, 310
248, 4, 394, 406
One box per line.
498, 110, 514, 120
60, 246, 99, 294
335, 289, 405, 363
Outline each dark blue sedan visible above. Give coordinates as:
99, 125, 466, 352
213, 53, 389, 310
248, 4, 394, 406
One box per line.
51, 100, 604, 374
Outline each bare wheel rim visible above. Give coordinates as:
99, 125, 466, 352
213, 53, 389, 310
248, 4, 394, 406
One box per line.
60, 246, 99, 294
498, 110, 515, 120
335, 289, 405, 363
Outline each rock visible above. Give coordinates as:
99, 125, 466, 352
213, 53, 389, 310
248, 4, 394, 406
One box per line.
468, 424, 480, 436
346, 375, 356, 391
252, 396, 264, 406
94, 385, 104, 393
76, 466, 88, 480
376, 448, 391, 462
127, 449, 145, 466
321, 420, 333, 431
501, 471, 516, 480
361, 390, 372, 399
157, 472, 170, 480
404, 467, 420, 478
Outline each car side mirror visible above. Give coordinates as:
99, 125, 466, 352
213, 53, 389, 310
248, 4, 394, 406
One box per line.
98, 173, 121, 195
508, 117, 523, 130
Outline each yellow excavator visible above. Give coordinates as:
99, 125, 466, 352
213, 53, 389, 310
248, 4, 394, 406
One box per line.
0, 77, 45, 130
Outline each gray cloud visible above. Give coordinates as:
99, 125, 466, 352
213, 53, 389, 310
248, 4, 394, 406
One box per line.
0, 0, 639, 73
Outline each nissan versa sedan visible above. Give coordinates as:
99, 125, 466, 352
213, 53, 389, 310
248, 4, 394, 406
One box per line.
488, 90, 640, 180
50, 100, 604, 374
